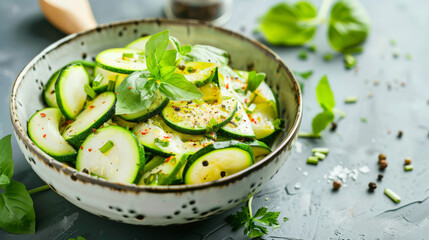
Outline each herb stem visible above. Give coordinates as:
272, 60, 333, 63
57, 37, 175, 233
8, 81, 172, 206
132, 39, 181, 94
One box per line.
384, 188, 401, 203
247, 196, 254, 218
316, 0, 334, 23
28, 184, 50, 195
298, 132, 321, 138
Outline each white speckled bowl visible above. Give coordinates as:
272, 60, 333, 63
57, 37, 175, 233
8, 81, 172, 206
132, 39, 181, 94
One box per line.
10, 19, 302, 225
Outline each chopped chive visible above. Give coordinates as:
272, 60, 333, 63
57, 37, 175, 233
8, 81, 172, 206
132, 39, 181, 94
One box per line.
344, 96, 358, 104
344, 54, 357, 69
92, 73, 104, 87
309, 44, 317, 52
246, 104, 256, 114
84, 84, 97, 99
323, 53, 333, 61
390, 39, 397, 46
360, 117, 367, 123
404, 165, 413, 171
406, 54, 412, 60
314, 152, 326, 160
122, 52, 134, 58
312, 148, 329, 154
334, 108, 346, 118
298, 132, 321, 138
307, 156, 318, 165
125, 125, 129, 131
99, 140, 114, 154
298, 50, 307, 60
384, 188, 401, 203
107, 79, 116, 91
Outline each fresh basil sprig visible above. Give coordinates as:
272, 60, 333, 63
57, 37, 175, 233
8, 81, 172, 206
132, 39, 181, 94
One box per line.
0, 135, 36, 234
312, 75, 336, 134
115, 30, 203, 115
258, 0, 370, 68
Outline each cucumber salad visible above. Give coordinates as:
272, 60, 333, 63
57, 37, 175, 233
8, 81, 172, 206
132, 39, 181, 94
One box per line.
28, 30, 284, 186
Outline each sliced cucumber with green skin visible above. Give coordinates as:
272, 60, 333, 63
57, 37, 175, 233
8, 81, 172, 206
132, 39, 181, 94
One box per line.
138, 154, 189, 185
55, 63, 90, 119
63, 92, 116, 148
119, 91, 169, 122
220, 102, 255, 140
249, 102, 284, 145
95, 48, 146, 74
256, 119, 284, 145
93, 66, 128, 92
184, 141, 254, 184
177, 62, 218, 87
248, 140, 271, 162
28, 108, 76, 161
76, 126, 144, 184
162, 96, 237, 135
251, 81, 279, 118
44, 70, 60, 107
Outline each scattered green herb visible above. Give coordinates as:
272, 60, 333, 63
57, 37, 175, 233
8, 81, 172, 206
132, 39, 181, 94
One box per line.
246, 103, 257, 114
27, 185, 50, 195
84, 84, 97, 99
404, 165, 413, 171
406, 54, 412, 60
344, 54, 357, 69
298, 132, 321, 138
324, 53, 333, 61
298, 50, 308, 60
92, 73, 103, 87
246, 71, 265, 92
283, 217, 289, 222
226, 196, 281, 238
107, 79, 116, 91
360, 117, 367, 123
206, 118, 220, 134
293, 70, 313, 92
99, 140, 114, 153
0, 135, 35, 234
393, 51, 400, 58
390, 39, 397, 46
344, 96, 358, 103
307, 156, 319, 165
311, 76, 336, 135
312, 147, 329, 154
314, 152, 326, 160
309, 44, 317, 52
122, 52, 134, 58
384, 188, 401, 203
154, 138, 170, 148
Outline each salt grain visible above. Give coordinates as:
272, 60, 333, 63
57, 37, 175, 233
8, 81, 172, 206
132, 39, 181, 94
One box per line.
295, 183, 302, 189
295, 141, 302, 153
359, 166, 370, 174
303, 171, 308, 176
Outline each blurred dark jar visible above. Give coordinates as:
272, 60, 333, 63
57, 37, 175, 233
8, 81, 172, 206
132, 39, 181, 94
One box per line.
165, 0, 232, 25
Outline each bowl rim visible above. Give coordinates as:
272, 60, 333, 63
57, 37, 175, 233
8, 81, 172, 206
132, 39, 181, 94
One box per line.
10, 18, 302, 193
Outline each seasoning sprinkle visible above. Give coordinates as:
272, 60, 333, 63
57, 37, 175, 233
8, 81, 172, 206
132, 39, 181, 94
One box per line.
384, 188, 401, 203
377, 173, 384, 181
368, 182, 377, 191
333, 180, 342, 190
397, 130, 403, 138
40, 113, 46, 117
378, 153, 386, 162
404, 157, 412, 165
379, 160, 388, 170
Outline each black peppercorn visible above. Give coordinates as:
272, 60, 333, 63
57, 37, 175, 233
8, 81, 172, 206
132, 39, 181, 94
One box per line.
368, 182, 377, 191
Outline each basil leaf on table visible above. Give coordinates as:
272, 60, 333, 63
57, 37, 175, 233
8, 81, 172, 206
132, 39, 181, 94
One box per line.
258, 1, 318, 46
328, 0, 370, 52
0, 135, 13, 182
312, 110, 335, 134
159, 73, 203, 101
312, 75, 336, 134
115, 71, 157, 115
0, 181, 36, 234
246, 71, 265, 92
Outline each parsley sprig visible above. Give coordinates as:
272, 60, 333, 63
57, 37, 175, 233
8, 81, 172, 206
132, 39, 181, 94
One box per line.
226, 196, 281, 238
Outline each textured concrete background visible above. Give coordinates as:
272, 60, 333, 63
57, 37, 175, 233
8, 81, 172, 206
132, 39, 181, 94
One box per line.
1, 0, 428, 239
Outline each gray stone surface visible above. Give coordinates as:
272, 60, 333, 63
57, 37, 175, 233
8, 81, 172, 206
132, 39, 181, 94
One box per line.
1, 0, 428, 239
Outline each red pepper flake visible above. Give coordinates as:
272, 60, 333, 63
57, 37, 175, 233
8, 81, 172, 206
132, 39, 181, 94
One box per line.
88, 148, 92, 152
102, 101, 106, 104
80, 146, 83, 150
115, 92, 119, 94
40, 113, 46, 117
166, 156, 173, 163
129, 86, 132, 89
251, 118, 257, 124
245, 99, 249, 103
210, 132, 214, 135
92, 128, 97, 133
226, 83, 229, 89
89, 105, 95, 109
43, 134, 46, 138
163, 135, 171, 139
141, 130, 148, 135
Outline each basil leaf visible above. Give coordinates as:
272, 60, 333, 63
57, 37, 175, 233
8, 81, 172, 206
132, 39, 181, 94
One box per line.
316, 75, 335, 111
343, 54, 357, 69
159, 50, 178, 68
259, 1, 318, 45
0, 175, 10, 188
180, 45, 192, 55
160, 66, 176, 79
145, 30, 170, 77
293, 70, 313, 79
159, 73, 203, 101
328, 0, 370, 52
115, 71, 157, 114
169, 36, 180, 51
183, 45, 229, 65
0, 181, 35, 234
154, 138, 170, 148
0, 135, 13, 183
246, 71, 265, 92
312, 110, 335, 134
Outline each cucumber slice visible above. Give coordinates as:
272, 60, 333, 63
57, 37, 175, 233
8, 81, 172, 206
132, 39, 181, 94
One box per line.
125, 35, 177, 52
63, 92, 116, 148
162, 96, 237, 135
133, 116, 212, 156
138, 154, 189, 185
95, 48, 146, 74
93, 66, 128, 92
184, 141, 254, 184
199, 82, 221, 102
28, 108, 76, 161
248, 140, 271, 162
76, 126, 143, 183
249, 102, 284, 144
55, 63, 90, 119
44, 70, 60, 107
119, 91, 169, 122
220, 102, 255, 140
251, 81, 279, 118
177, 62, 218, 87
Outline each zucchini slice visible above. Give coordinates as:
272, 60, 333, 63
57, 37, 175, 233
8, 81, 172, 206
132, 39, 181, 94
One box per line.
251, 81, 279, 118
220, 102, 255, 140
92, 66, 128, 92
176, 62, 218, 87
95, 48, 146, 74
44, 70, 60, 108
28, 108, 76, 161
138, 154, 189, 185
249, 103, 284, 145
248, 140, 271, 162
119, 91, 169, 122
125, 35, 151, 51
76, 126, 144, 184
184, 141, 254, 184
63, 92, 116, 148
162, 96, 237, 135
55, 63, 90, 119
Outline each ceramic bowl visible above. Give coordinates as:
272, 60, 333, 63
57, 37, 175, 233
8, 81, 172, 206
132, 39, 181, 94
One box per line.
10, 19, 302, 225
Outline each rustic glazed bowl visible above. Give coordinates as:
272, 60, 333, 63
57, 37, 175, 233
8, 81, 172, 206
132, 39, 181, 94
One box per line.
10, 19, 302, 225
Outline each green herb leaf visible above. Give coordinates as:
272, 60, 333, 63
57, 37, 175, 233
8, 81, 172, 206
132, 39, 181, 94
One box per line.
0, 181, 35, 234
92, 73, 104, 87
99, 140, 114, 154
246, 71, 265, 92
159, 73, 203, 101
0, 135, 13, 183
344, 54, 357, 69
324, 53, 333, 61
206, 118, 219, 134
328, 0, 370, 52
115, 71, 157, 114
298, 49, 308, 60
154, 138, 170, 148
293, 70, 313, 80
316, 75, 335, 111
183, 45, 229, 65
145, 30, 171, 78
159, 50, 178, 68
312, 110, 335, 134
258, 1, 318, 46
169, 36, 180, 51
180, 45, 192, 55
